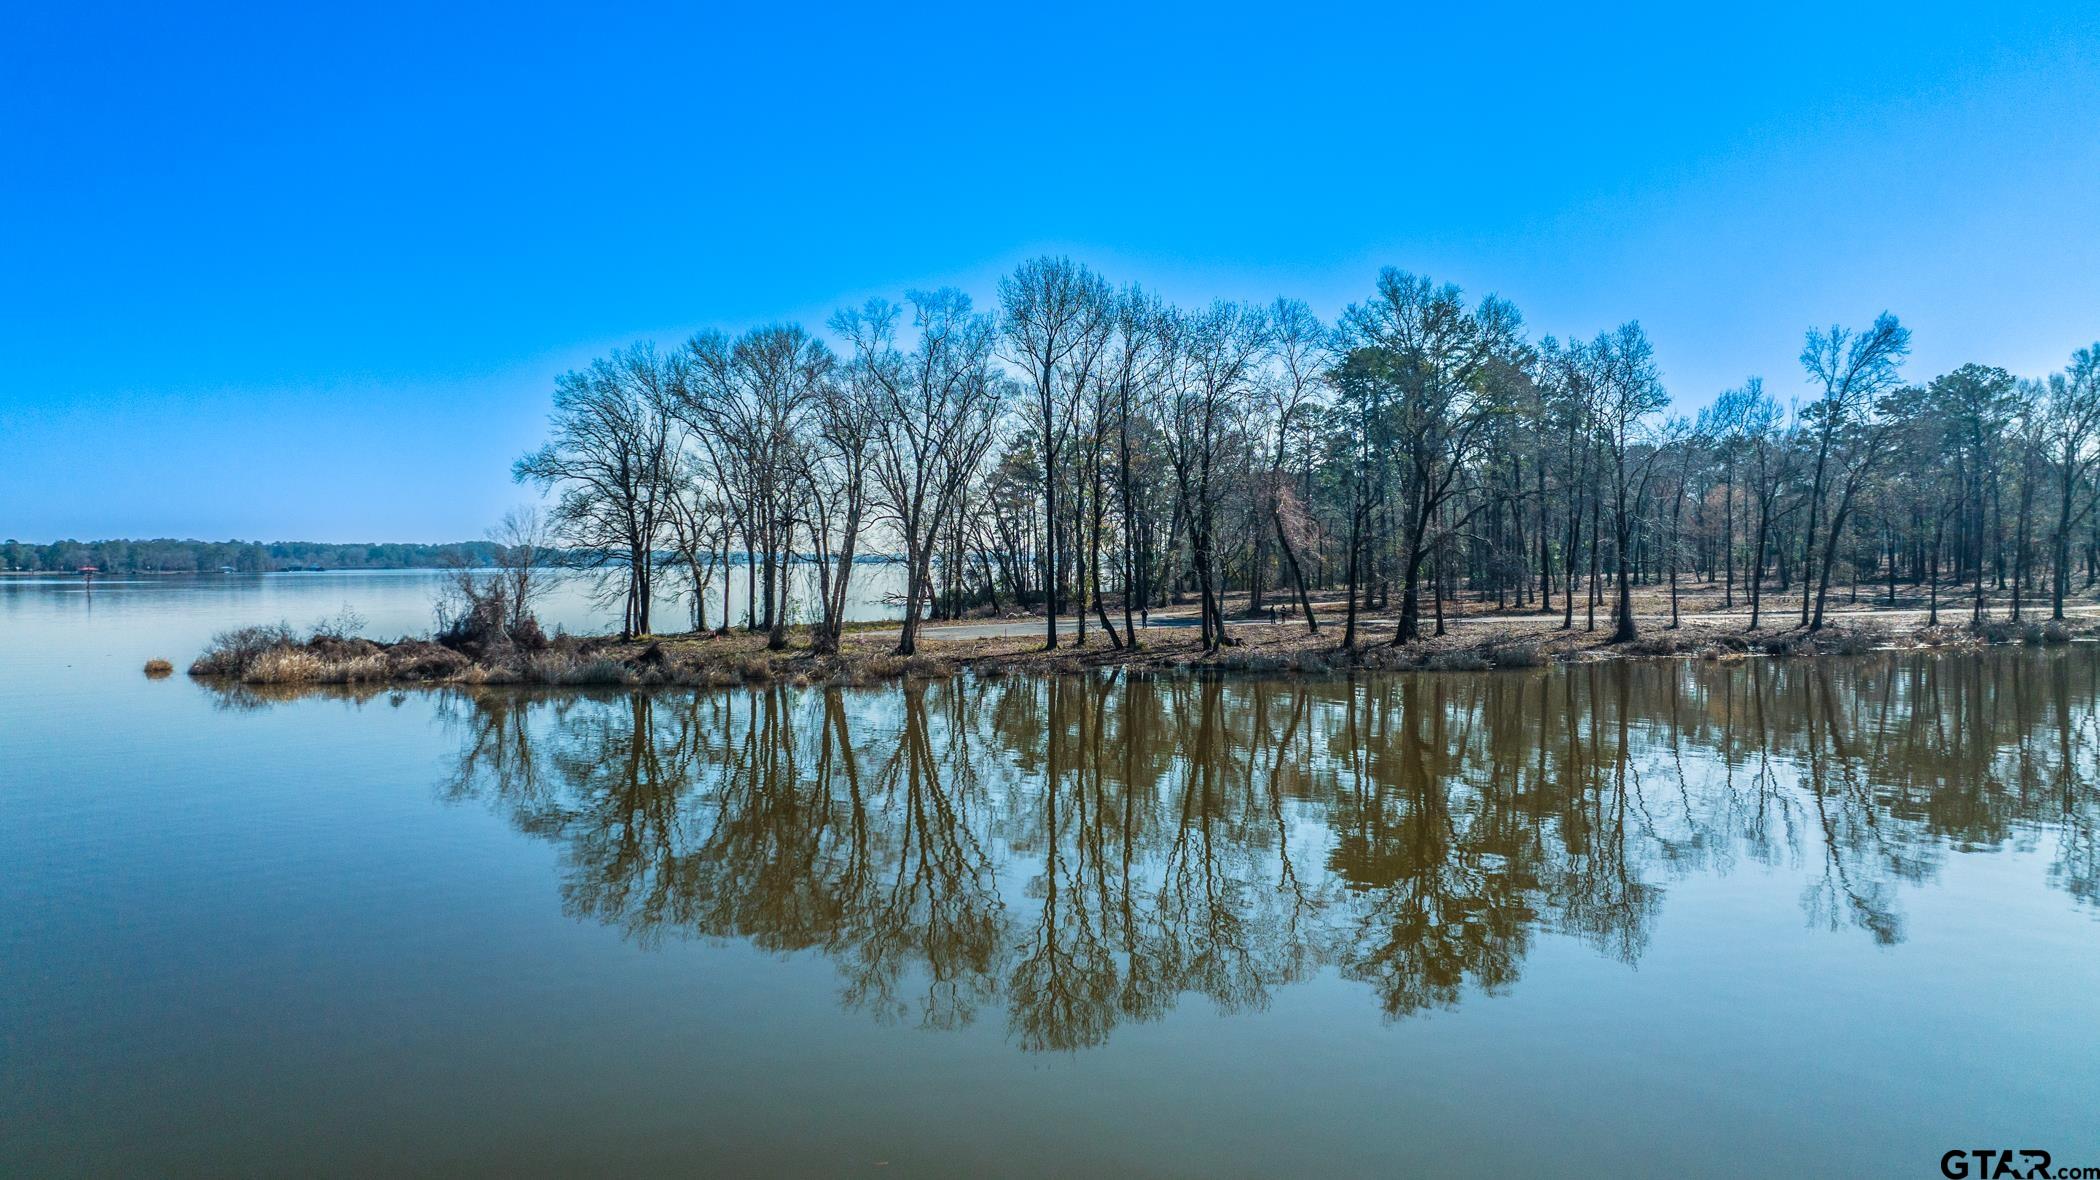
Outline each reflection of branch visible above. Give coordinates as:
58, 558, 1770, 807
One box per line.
421, 648, 2100, 1054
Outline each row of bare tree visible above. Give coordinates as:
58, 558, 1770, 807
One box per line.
515, 257, 2100, 651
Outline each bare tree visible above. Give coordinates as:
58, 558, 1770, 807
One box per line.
1797, 314, 1909, 629
681, 325, 834, 650
800, 359, 879, 653
1339, 269, 1523, 643
1103, 284, 1169, 646
1586, 322, 1668, 642
2044, 344, 2100, 619
661, 464, 725, 632
1258, 297, 1328, 632
515, 342, 679, 638
1538, 337, 1597, 631
1160, 300, 1268, 651
2008, 388, 2049, 620
1716, 379, 1791, 630
1660, 420, 1703, 629
837, 289, 1007, 655
1927, 364, 2017, 626
491, 505, 554, 633
1329, 349, 1387, 649
1000, 257, 1111, 649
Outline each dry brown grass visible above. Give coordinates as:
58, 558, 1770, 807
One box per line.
241, 647, 325, 684
143, 658, 174, 678
183, 603, 2100, 693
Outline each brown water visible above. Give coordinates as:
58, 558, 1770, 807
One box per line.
4, 575, 2098, 1175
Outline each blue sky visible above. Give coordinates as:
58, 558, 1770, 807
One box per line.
4, 1, 2098, 542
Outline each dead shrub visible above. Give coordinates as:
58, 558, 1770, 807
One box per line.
190, 623, 298, 677
387, 642, 471, 680
521, 651, 579, 684
1760, 633, 1807, 657
1624, 633, 1694, 658
435, 573, 547, 657
858, 655, 906, 680
307, 607, 367, 643
1489, 642, 1542, 668
1426, 650, 1490, 672
563, 658, 633, 686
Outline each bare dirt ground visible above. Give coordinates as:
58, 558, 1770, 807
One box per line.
862, 580, 2100, 675
528, 582, 2100, 683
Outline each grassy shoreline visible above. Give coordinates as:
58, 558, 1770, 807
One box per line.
179, 607, 2099, 690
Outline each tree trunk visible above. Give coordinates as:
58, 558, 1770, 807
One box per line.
766, 520, 792, 651
1274, 511, 1319, 632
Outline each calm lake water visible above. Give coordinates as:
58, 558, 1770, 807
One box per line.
4, 573, 2099, 1175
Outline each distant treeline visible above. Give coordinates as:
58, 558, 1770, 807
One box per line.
1, 538, 507, 574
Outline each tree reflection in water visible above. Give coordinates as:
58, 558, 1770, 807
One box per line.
431, 647, 2100, 1052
